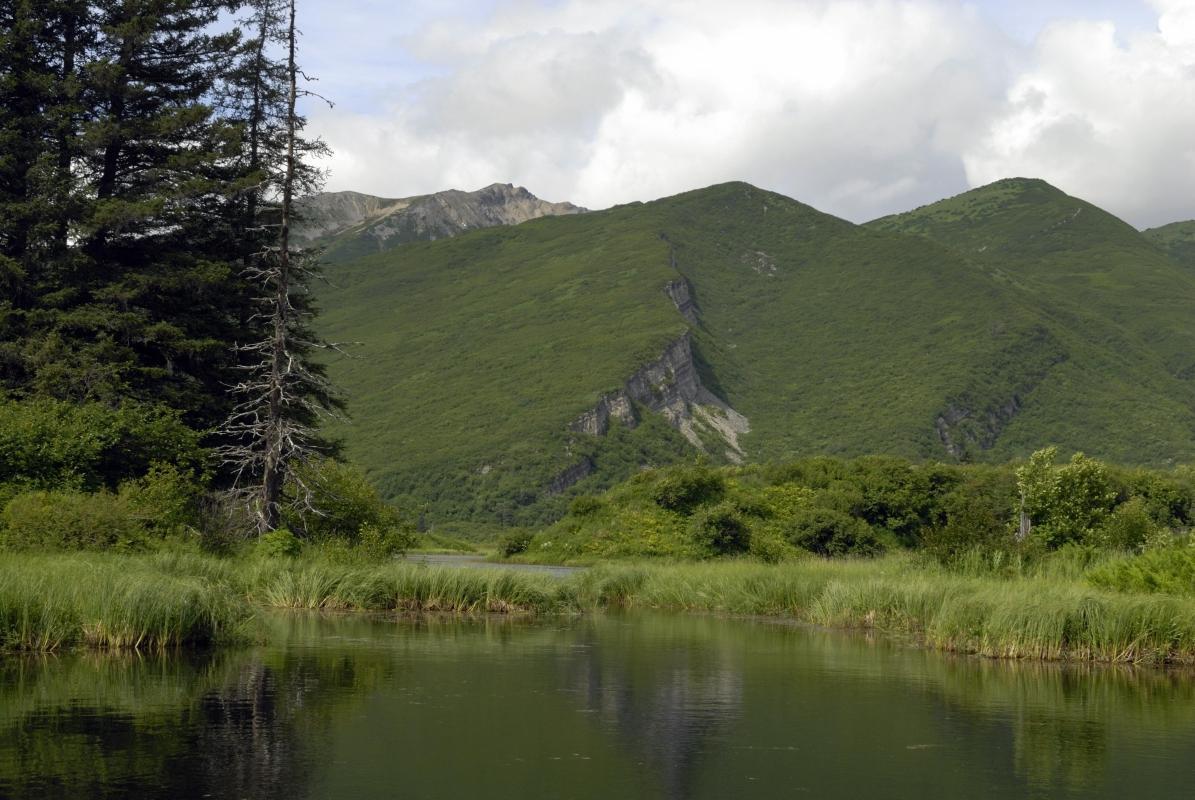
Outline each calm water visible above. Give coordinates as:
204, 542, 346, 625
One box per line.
2, 612, 1194, 799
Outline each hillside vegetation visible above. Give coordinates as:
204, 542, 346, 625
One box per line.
316, 180, 1195, 528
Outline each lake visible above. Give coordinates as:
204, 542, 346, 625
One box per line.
1, 611, 1193, 799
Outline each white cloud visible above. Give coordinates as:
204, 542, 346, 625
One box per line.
964, 1, 1195, 227
308, 0, 1195, 227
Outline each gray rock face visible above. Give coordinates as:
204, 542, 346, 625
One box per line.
293, 183, 585, 251
569, 330, 750, 463
664, 277, 700, 325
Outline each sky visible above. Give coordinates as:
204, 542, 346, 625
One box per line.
296, 0, 1195, 228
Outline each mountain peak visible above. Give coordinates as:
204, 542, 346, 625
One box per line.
294, 183, 585, 258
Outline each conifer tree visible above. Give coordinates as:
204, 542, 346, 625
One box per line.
1, 1, 253, 430
219, 0, 342, 534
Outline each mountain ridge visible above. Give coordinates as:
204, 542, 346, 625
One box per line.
294, 183, 585, 261
312, 177, 1195, 530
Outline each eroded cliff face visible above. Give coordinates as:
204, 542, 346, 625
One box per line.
569, 331, 749, 464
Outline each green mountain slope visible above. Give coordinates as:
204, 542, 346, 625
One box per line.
317, 180, 1195, 528
1144, 220, 1195, 274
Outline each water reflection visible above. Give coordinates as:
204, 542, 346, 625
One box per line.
566, 618, 743, 799
0, 613, 1193, 799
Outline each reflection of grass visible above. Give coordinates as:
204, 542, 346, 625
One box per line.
6, 551, 1195, 664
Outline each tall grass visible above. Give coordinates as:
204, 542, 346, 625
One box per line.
6, 550, 1195, 665
582, 558, 1195, 665
0, 554, 250, 651
247, 560, 563, 613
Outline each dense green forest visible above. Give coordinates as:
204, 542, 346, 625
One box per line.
0, 0, 409, 555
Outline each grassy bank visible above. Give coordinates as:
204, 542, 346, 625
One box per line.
0, 554, 250, 651
3, 551, 1195, 665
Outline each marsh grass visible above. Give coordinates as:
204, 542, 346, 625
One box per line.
249, 561, 562, 613
6, 550, 1195, 664
0, 554, 250, 651
575, 557, 1195, 665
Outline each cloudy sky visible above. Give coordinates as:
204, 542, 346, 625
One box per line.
298, 0, 1195, 228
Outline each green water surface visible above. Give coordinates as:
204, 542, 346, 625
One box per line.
1, 612, 1193, 799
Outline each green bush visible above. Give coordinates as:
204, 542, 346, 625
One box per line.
747, 532, 797, 563
1087, 544, 1195, 595
689, 502, 750, 556
651, 464, 726, 514
0, 490, 147, 550
0, 398, 204, 492
1018, 448, 1117, 548
782, 508, 885, 557
1095, 497, 1159, 551
499, 528, 535, 557
258, 528, 302, 558
356, 523, 411, 561
922, 473, 1018, 564
284, 458, 415, 552
117, 462, 201, 536
852, 456, 951, 545
568, 495, 605, 517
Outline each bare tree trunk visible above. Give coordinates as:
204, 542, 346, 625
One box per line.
1017, 490, 1031, 541
256, 0, 299, 534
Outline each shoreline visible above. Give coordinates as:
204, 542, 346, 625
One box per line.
3, 551, 1195, 667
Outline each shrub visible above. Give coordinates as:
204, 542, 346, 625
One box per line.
284, 458, 415, 552
689, 502, 750, 556
356, 523, 411, 561
1095, 497, 1159, 551
1087, 544, 1195, 595
852, 456, 949, 545
117, 462, 201, 536
1017, 448, 1116, 548
922, 474, 1017, 564
651, 464, 726, 514
0, 398, 204, 492
1118, 468, 1195, 527
748, 532, 796, 563
258, 528, 302, 558
782, 508, 885, 557
568, 495, 605, 517
0, 489, 147, 550
499, 528, 534, 557
757, 483, 815, 519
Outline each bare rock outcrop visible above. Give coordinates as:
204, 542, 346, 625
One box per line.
570, 332, 749, 462
293, 183, 584, 250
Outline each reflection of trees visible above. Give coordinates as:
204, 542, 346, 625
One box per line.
566, 618, 744, 800
0, 643, 386, 799
901, 656, 1195, 795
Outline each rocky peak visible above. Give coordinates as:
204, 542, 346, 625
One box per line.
293, 184, 585, 252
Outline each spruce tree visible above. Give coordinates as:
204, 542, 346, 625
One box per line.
1, 1, 253, 430
218, 0, 342, 533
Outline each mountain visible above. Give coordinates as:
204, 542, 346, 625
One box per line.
1143, 220, 1195, 273
294, 183, 584, 262
314, 179, 1195, 530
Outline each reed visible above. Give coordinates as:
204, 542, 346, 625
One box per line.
0, 554, 251, 651
7, 550, 1195, 664
602, 559, 1195, 665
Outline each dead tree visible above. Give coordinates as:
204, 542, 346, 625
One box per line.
219, 0, 341, 534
